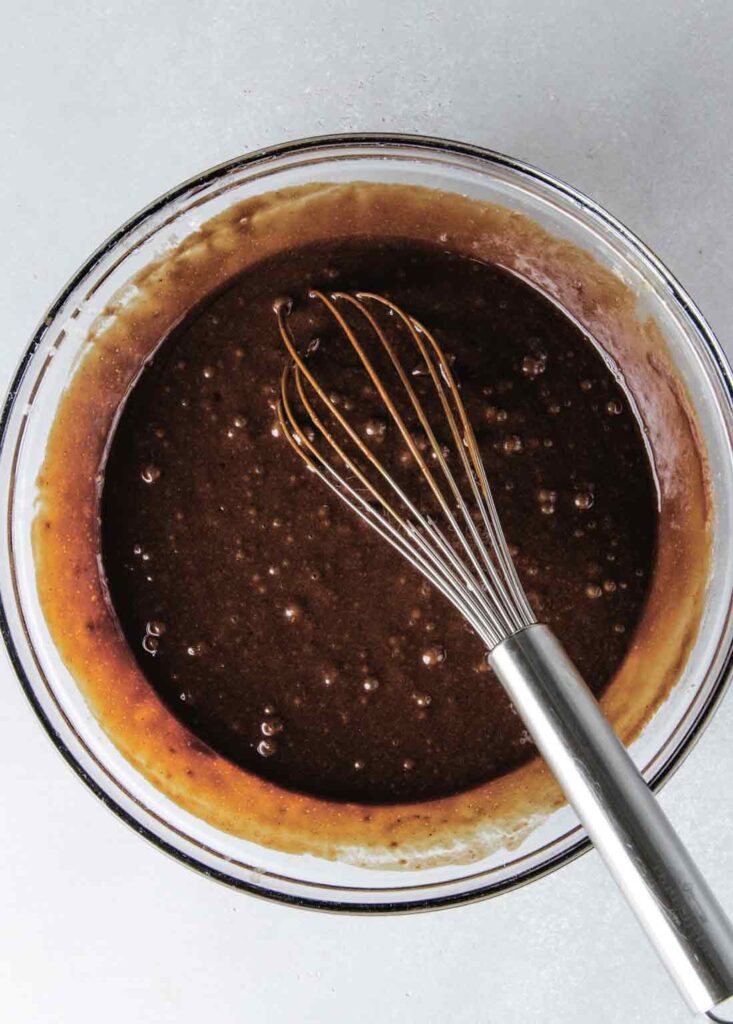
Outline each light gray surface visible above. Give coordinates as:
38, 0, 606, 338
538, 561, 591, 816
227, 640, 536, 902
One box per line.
1, 1, 732, 1021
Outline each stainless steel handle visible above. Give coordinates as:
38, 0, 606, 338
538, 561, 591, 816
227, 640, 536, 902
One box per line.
490, 624, 733, 1018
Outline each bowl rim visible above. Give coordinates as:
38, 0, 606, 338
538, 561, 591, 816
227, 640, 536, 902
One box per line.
2, 130, 733, 913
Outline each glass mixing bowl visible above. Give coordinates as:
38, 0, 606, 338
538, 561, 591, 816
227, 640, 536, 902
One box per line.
2, 133, 733, 912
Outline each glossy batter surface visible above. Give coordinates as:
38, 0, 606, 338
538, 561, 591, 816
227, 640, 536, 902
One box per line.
101, 238, 657, 804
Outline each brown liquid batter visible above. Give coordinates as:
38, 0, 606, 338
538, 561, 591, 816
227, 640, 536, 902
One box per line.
101, 238, 657, 805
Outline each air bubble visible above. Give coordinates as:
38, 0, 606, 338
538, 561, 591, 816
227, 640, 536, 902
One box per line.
364, 419, 387, 441
484, 406, 508, 424
429, 445, 451, 462
606, 399, 623, 415
421, 645, 446, 667
522, 353, 547, 378
585, 584, 603, 599
574, 491, 594, 510
141, 464, 161, 484
261, 717, 284, 737
363, 677, 380, 693
142, 635, 159, 655
283, 602, 303, 623
257, 739, 277, 758
398, 449, 413, 466
502, 435, 523, 455
537, 488, 557, 515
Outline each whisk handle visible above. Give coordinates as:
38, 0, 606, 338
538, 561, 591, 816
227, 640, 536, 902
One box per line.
490, 623, 733, 1019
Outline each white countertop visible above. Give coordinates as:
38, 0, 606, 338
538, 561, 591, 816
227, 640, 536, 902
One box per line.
2, 2, 732, 1021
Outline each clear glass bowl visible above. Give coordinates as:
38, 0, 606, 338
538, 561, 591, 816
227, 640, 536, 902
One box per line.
2, 133, 733, 912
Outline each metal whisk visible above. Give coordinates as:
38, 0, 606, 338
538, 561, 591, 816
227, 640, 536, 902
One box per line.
276, 290, 733, 1021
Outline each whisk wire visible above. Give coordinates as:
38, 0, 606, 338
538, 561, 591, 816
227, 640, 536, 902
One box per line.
275, 291, 536, 649
280, 339, 509, 643
356, 292, 534, 629
310, 291, 519, 638
277, 367, 499, 646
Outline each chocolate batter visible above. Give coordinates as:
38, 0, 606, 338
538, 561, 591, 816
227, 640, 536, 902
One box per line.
101, 238, 657, 805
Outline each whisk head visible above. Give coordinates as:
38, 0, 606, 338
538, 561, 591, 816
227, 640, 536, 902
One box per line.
275, 290, 535, 651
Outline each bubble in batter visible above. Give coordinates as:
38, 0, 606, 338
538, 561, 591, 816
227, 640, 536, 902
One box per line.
421, 645, 446, 668
522, 353, 547, 378
574, 491, 595, 511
